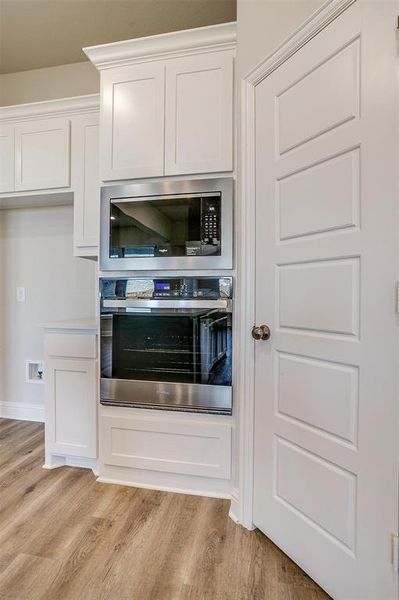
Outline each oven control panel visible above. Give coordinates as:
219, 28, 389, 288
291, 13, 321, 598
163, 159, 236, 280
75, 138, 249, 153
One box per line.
153, 277, 232, 299
101, 277, 233, 300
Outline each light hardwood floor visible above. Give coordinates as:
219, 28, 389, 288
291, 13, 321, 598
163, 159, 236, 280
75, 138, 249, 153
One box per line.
0, 418, 330, 600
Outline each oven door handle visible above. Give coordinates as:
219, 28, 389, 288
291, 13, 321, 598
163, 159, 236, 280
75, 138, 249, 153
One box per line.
102, 298, 232, 310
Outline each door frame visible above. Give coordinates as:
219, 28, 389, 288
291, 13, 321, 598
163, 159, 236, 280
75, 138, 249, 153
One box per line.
234, 0, 363, 529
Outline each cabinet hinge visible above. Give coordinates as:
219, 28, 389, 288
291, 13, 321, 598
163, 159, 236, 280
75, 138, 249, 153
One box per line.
393, 534, 399, 572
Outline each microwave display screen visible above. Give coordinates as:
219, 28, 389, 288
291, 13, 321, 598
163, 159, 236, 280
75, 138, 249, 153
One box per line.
109, 194, 221, 259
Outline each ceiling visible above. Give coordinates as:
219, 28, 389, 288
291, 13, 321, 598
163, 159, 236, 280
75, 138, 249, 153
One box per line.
0, 0, 236, 75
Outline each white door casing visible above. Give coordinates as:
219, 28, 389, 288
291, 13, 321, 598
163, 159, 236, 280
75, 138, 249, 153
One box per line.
238, 1, 399, 599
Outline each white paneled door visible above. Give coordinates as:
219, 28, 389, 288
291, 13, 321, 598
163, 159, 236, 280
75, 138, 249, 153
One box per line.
252, 1, 398, 599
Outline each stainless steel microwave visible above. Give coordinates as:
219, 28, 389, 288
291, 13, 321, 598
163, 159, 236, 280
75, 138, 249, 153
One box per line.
100, 178, 233, 271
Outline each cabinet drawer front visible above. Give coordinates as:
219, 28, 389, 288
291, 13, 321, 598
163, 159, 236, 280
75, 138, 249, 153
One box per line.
101, 63, 165, 180
45, 333, 97, 359
165, 51, 234, 175
0, 125, 14, 193
15, 118, 70, 191
101, 414, 232, 479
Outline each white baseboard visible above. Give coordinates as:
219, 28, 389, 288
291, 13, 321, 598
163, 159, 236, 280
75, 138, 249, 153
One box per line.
228, 488, 256, 529
0, 401, 44, 423
43, 453, 97, 471
96, 475, 232, 499
229, 487, 240, 523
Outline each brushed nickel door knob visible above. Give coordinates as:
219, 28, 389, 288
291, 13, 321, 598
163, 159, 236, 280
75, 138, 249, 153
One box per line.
252, 324, 271, 341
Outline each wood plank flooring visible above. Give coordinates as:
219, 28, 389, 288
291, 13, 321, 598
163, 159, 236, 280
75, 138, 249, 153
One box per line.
0, 418, 331, 600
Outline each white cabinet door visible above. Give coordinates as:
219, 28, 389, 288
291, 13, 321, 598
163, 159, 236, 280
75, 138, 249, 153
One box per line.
45, 358, 97, 458
14, 118, 70, 191
0, 125, 14, 193
72, 113, 100, 257
101, 63, 165, 180
165, 52, 233, 175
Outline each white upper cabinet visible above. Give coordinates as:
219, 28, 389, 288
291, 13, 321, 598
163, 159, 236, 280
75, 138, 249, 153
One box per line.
0, 96, 101, 257
165, 51, 233, 175
101, 63, 165, 181
84, 22, 236, 181
72, 113, 100, 256
0, 125, 14, 193
14, 118, 71, 191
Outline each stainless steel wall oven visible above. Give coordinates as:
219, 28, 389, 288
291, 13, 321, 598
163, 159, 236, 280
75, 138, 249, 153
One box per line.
100, 178, 233, 271
100, 277, 233, 414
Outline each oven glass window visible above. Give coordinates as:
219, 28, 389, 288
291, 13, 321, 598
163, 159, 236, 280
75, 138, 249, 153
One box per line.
109, 195, 221, 259
101, 310, 232, 386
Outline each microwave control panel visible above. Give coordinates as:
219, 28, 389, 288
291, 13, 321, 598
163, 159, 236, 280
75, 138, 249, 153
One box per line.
201, 198, 221, 246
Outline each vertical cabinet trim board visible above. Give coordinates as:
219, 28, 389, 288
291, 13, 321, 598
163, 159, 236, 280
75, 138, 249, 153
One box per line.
0, 125, 14, 193
72, 113, 100, 255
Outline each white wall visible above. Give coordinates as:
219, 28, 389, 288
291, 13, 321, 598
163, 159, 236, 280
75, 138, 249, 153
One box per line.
0, 205, 96, 419
0, 61, 99, 106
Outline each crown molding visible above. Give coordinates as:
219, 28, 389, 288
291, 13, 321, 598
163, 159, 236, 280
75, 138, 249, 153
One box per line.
0, 94, 100, 123
84, 22, 236, 70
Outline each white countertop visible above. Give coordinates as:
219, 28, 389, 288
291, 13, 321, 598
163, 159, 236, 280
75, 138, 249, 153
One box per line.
41, 318, 98, 332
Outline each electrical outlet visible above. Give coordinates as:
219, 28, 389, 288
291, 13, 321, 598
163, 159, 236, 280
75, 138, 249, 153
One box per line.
16, 287, 26, 303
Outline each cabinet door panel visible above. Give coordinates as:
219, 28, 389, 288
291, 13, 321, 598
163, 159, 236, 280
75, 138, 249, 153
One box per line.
101, 63, 165, 180
165, 52, 233, 175
15, 118, 70, 191
0, 125, 14, 193
72, 114, 100, 256
45, 358, 97, 458
101, 413, 232, 479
